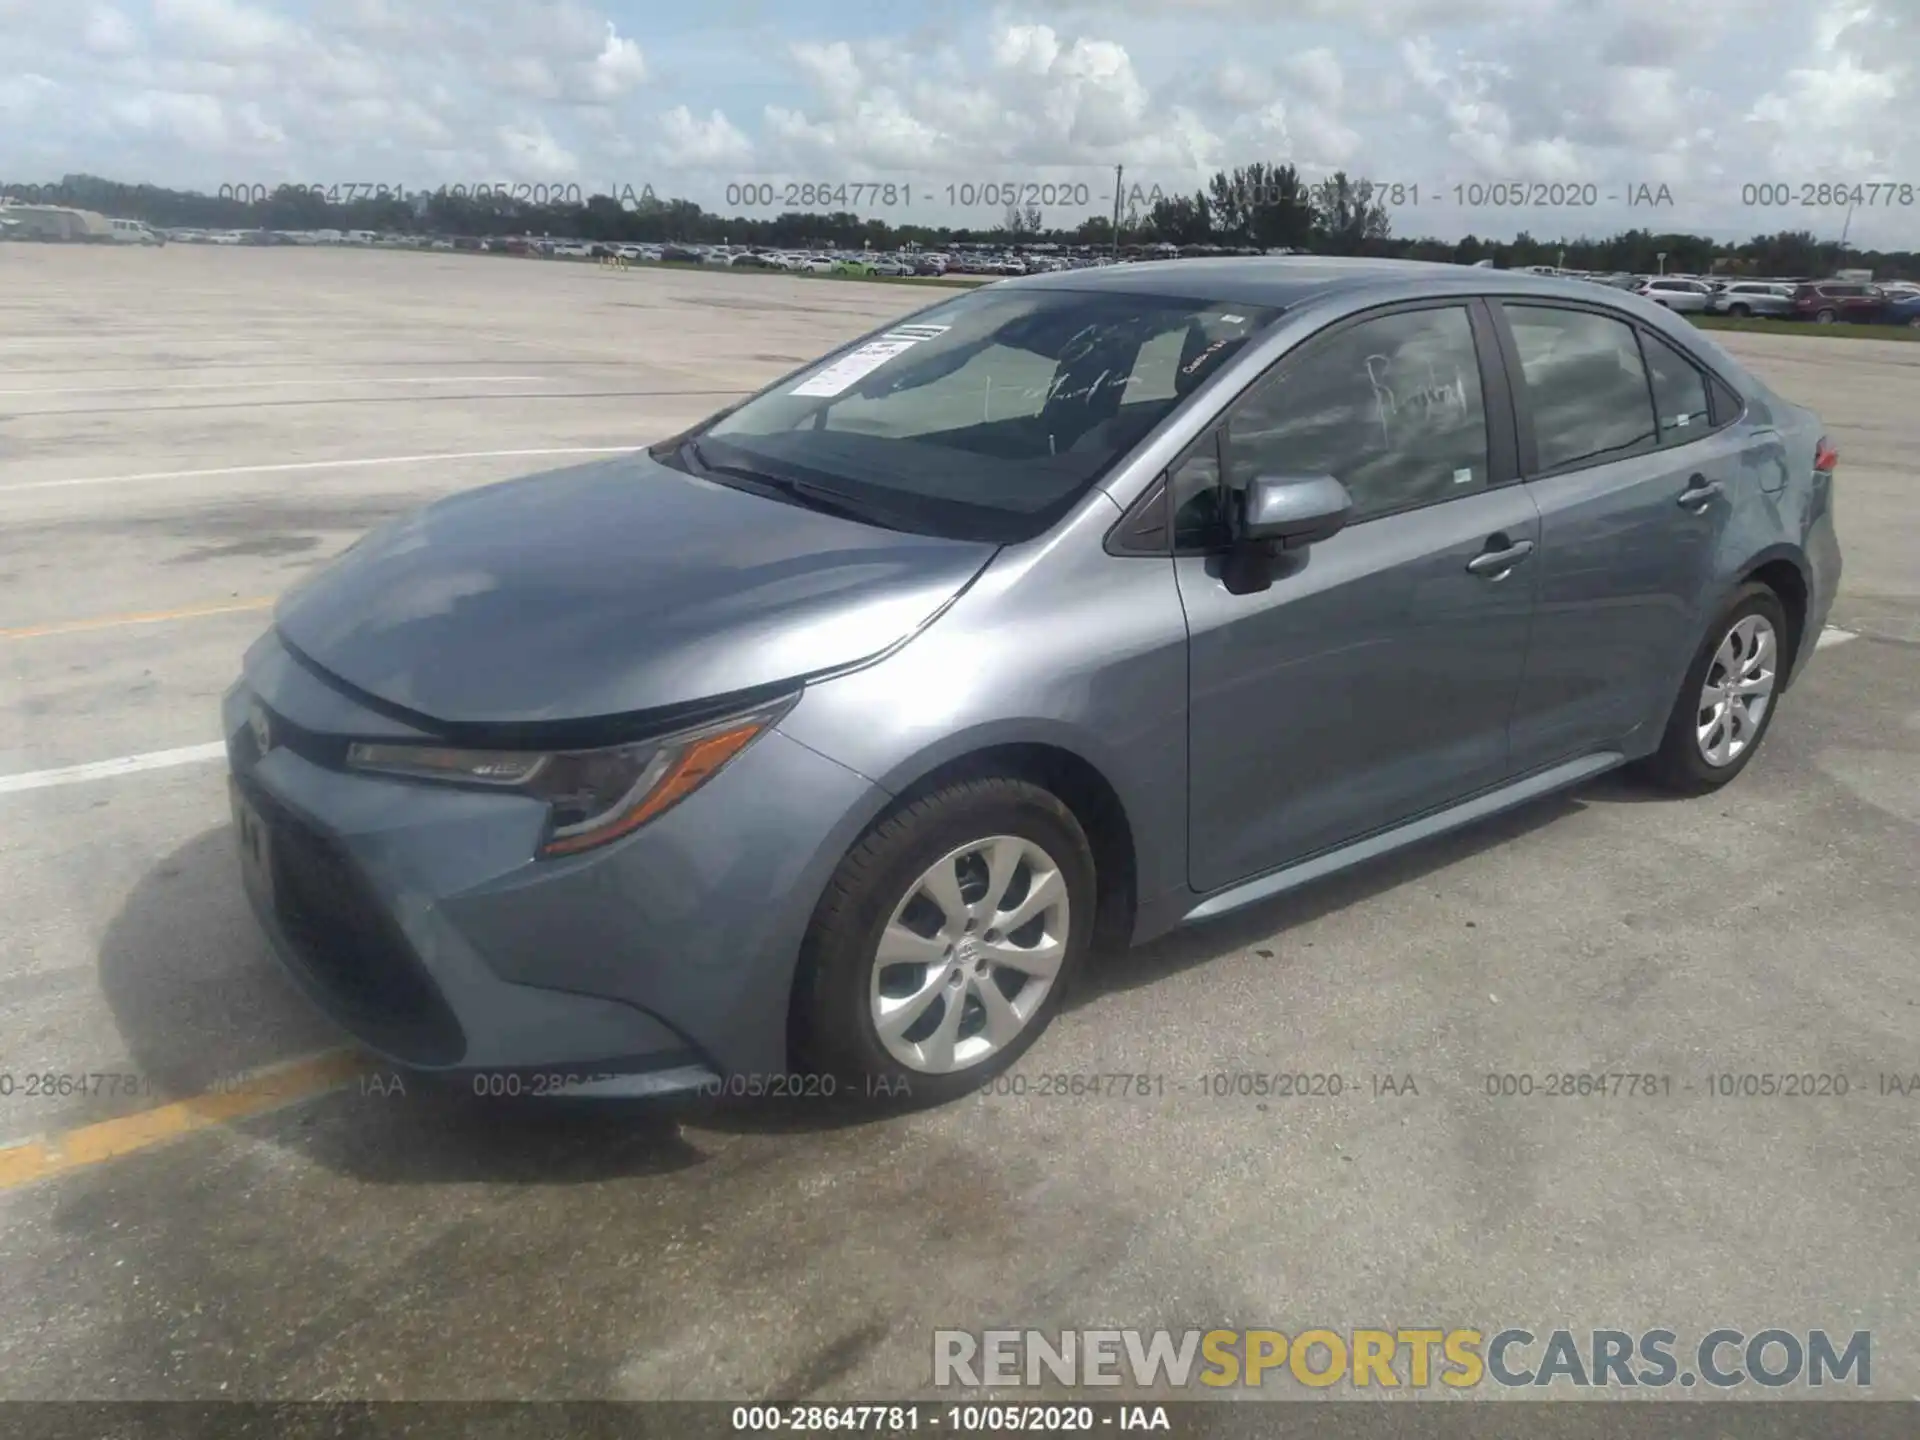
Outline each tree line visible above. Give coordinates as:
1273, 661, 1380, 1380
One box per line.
8, 168, 1912, 279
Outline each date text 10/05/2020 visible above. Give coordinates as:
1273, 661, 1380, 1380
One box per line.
716, 180, 1681, 210
86, 177, 1920, 215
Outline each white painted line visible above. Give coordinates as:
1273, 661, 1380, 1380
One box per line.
0, 375, 547, 397
1816, 627, 1858, 650
0, 742, 227, 794
0, 446, 648, 495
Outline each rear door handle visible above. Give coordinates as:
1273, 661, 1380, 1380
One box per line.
1466, 538, 1535, 578
1677, 476, 1722, 510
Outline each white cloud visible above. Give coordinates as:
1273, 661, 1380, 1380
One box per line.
1284, 48, 1344, 109
0, 0, 1911, 245
498, 118, 580, 175
655, 106, 755, 168
588, 23, 647, 98
83, 6, 139, 56
152, 0, 297, 59
0, 72, 61, 117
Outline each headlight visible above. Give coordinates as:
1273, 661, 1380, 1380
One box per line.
345, 697, 793, 857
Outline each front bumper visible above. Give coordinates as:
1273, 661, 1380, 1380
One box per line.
223, 635, 881, 1088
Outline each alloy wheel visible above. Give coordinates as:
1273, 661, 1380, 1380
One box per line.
1696, 614, 1778, 767
869, 835, 1070, 1074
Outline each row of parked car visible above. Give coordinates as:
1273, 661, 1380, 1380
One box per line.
1635, 275, 1920, 326
590, 242, 1103, 277
139, 227, 1123, 275
121, 230, 1920, 327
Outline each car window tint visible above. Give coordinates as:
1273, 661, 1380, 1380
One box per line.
1170, 440, 1225, 549
1220, 306, 1490, 524
1503, 304, 1658, 472
1639, 331, 1712, 441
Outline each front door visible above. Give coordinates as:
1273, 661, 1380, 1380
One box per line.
1176, 301, 1540, 895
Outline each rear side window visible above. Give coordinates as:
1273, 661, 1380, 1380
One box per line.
1503, 304, 1658, 473
1639, 331, 1712, 442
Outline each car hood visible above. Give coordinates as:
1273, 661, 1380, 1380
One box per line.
273, 454, 997, 727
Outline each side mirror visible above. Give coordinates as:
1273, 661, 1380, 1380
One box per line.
1239, 473, 1353, 550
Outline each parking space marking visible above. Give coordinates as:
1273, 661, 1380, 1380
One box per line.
0, 375, 548, 396
1817, 626, 1858, 649
0, 445, 650, 495
0, 1050, 363, 1193
0, 597, 273, 640
0, 742, 227, 794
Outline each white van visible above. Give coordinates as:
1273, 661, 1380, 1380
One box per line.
107, 217, 164, 246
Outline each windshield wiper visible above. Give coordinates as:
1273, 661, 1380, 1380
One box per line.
681, 438, 910, 531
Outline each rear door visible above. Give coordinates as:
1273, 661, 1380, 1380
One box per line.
1494, 302, 1742, 768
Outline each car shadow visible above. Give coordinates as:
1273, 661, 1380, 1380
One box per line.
96, 825, 706, 1185
96, 776, 1644, 1176
1073, 784, 1593, 1007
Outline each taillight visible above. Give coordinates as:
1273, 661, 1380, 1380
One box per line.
1814, 436, 1839, 473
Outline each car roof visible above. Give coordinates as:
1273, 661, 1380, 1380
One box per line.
998, 254, 1644, 309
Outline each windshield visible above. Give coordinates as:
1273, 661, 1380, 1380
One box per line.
679, 286, 1282, 543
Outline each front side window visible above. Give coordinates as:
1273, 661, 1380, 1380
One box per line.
1215, 305, 1491, 526
1639, 331, 1712, 442
1503, 304, 1658, 472
682, 288, 1280, 542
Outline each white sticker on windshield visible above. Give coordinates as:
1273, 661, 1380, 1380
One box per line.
1453, 467, 1474, 485
1220, 314, 1246, 323
788, 324, 950, 397
1673, 413, 1690, 426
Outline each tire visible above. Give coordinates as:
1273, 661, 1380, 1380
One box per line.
792, 776, 1096, 1106
1815, 308, 1838, 324
1640, 583, 1790, 794
1729, 303, 1751, 318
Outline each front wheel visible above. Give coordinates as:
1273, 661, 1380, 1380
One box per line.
1728, 303, 1751, 318
792, 777, 1096, 1105
1639, 584, 1789, 794
1815, 308, 1838, 324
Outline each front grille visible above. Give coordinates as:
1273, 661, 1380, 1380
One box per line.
241, 777, 465, 1066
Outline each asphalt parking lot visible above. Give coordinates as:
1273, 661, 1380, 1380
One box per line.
0, 245, 1915, 1401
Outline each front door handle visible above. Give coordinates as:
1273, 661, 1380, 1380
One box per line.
1466, 538, 1535, 578
1677, 476, 1722, 510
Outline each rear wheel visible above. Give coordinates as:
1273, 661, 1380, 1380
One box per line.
792, 777, 1096, 1105
1640, 584, 1788, 794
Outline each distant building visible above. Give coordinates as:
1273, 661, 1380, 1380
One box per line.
0, 203, 114, 241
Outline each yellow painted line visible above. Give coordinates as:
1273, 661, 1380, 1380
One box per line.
0, 596, 273, 640
0, 1049, 365, 1191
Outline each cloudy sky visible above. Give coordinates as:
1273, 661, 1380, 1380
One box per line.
1, 0, 1914, 244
